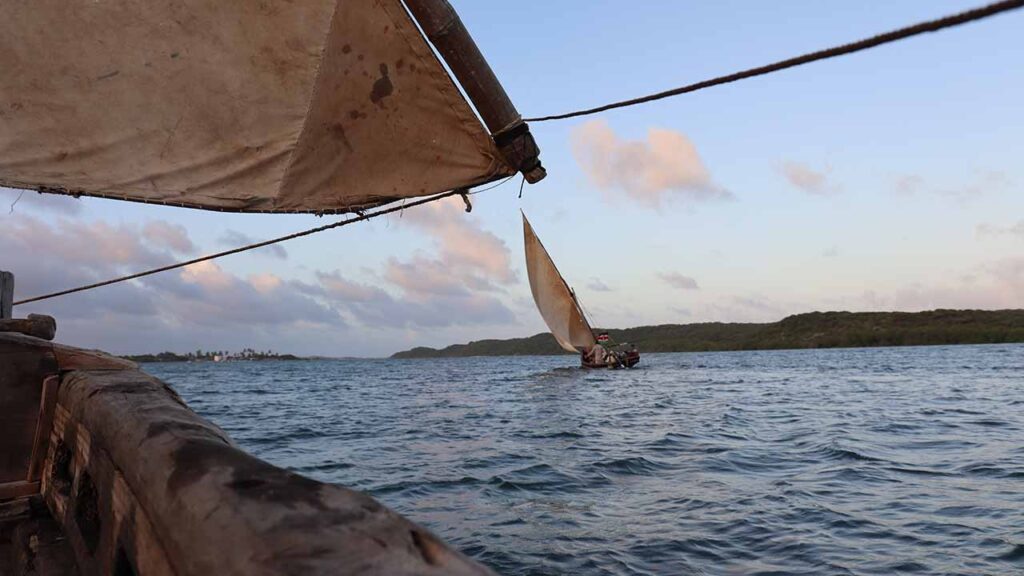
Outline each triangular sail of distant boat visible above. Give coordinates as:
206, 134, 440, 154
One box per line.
522, 213, 597, 354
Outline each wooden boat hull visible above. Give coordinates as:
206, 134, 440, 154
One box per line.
581, 350, 641, 369
0, 327, 492, 576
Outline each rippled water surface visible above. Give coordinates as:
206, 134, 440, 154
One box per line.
146, 344, 1024, 575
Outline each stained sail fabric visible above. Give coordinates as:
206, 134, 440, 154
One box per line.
523, 214, 597, 354
0, 1, 513, 213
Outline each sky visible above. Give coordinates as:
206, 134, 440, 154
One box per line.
2, 1, 1022, 357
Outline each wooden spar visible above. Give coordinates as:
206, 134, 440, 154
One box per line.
404, 0, 546, 184
403, 0, 519, 134
1, 271, 13, 319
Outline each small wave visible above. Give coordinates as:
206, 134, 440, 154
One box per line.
648, 432, 696, 450
295, 460, 353, 474
663, 536, 729, 563
814, 466, 899, 485
768, 429, 817, 443
968, 419, 1010, 427
819, 445, 887, 463
487, 463, 596, 492
278, 425, 330, 440
872, 421, 922, 433
934, 505, 1001, 519
949, 408, 986, 415
883, 560, 931, 572
372, 475, 483, 496
885, 466, 952, 477
896, 438, 979, 450
624, 540, 706, 574
957, 463, 1024, 479
694, 444, 729, 454
514, 429, 585, 439
242, 435, 286, 446
591, 456, 669, 476
999, 543, 1024, 562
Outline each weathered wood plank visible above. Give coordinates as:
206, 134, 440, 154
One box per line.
0, 497, 33, 576
12, 511, 80, 576
27, 376, 60, 482
0, 333, 58, 484
0, 496, 79, 576
0, 314, 57, 340
0, 482, 40, 501
0, 271, 12, 320
51, 368, 495, 575
53, 343, 136, 371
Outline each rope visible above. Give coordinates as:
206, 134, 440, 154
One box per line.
524, 0, 1024, 122
13, 180, 513, 307
15, 0, 1021, 304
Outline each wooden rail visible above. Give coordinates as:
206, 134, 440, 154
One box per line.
0, 331, 494, 575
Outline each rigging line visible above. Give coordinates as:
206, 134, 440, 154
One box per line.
467, 174, 516, 195
9, 190, 25, 213
524, 0, 1024, 122
13, 180, 511, 307
576, 292, 601, 334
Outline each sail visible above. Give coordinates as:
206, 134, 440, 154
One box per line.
523, 214, 597, 353
0, 0, 513, 213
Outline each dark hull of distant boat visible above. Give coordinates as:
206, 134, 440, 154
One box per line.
582, 350, 641, 369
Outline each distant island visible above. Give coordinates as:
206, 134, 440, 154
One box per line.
123, 348, 302, 363
391, 309, 1024, 359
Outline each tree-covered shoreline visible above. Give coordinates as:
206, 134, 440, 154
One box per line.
391, 309, 1024, 359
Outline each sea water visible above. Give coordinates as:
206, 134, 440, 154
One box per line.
146, 344, 1024, 575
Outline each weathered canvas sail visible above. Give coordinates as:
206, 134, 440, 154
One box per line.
523, 214, 597, 353
0, 0, 515, 213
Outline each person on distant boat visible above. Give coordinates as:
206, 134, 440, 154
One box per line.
585, 332, 613, 366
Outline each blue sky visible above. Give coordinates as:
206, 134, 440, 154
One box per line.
3, 1, 1022, 356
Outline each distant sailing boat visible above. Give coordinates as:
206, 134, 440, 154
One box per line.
523, 213, 640, 369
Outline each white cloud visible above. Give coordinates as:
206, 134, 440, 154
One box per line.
571, 120, 729, 207
893, 170, 1012, 200
249, 273, 283, 294
976, 220, 1024, 239
316, 270, 513, 329
939, 170, 1011, 200
306, 197, 522, 331
781, 161, 838, 195
1, 215, 342, 353
893, 174, 924, 196
219, 229, 288, 259
144, 221, 196, 254
587, 278, 612, 292
0, 201, 526, 355
824, 258, 1024, 313
659, 272, 700, 291
399, 197, 517, 286
730, 296, 783, 314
